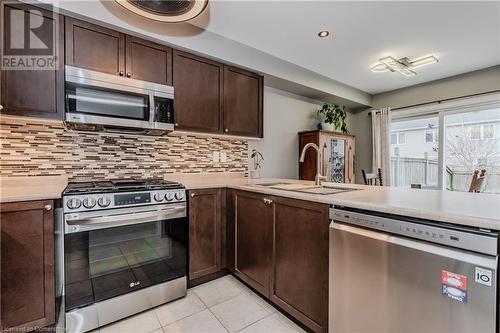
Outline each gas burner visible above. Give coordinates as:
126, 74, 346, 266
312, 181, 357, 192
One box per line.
63, 181, 114, 195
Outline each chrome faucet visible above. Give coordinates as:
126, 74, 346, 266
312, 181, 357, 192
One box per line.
299, 143, 327, 186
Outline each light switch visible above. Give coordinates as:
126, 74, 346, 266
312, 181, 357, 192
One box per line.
212, 151, 220, 162
220, 152, 227, 162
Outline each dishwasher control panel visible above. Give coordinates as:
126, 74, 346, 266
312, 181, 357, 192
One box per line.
330, 207, 498, 256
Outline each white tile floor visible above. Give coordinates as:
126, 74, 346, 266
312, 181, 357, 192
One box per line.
95, 275, 305, 333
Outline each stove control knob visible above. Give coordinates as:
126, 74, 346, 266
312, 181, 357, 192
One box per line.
83, 197, 96, 209
175, 192, 185, 201
165, 192, 174, 202
67, 198, 82, 210
98, 196, 111, 207
154, 193, 164, 202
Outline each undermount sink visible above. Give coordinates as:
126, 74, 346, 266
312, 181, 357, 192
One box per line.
256, 183, 359, 195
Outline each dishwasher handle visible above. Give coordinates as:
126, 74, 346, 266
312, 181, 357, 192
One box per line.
331, 222, 498, 269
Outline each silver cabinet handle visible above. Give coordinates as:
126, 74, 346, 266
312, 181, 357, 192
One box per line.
0, 105, 3, 111
175, 123, 179, 127
190, 193, 196, 198
44, 204, 52, 211
224, 129, 229, 133
263, 198, 273, 205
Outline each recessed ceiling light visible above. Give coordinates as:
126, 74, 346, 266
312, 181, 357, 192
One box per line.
371, 54, 439, 77
318, 31, 330, 38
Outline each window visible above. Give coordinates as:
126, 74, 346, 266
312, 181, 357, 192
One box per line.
470, 125, 481, 140
391, 133, 397, 145
391, 132, 406, 145
483, 124, 494, 139
390, 116, 439, 188
425, 129, 439, 143
445, 108, 500, 193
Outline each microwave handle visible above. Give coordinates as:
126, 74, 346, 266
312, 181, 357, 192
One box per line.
65, 205, 186, 233
149, 93, 155, 125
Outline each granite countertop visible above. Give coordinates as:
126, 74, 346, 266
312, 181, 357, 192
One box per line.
166, 173, 500, 230
0, 175, 69, 203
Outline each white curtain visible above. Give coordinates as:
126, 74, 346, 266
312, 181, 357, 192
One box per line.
371, 107, 391, 186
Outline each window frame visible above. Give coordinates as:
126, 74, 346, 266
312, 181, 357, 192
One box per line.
391, 92, 500, 190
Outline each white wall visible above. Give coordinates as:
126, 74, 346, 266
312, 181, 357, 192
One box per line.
249, 87, 322, 178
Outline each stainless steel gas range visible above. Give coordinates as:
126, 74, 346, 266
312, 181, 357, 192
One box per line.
59, 179, 188, 333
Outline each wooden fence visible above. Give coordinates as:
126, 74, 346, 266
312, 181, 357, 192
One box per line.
390, 155, 500, 193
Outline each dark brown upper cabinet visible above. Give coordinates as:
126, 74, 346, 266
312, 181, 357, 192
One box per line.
125, 36, 172, 85
65, 17, 125, 76
173, 51, 223, 133
188, 189, 225, 283
0, 3, 64, 119
0, 200, 55, 331
223, 66, 263, 138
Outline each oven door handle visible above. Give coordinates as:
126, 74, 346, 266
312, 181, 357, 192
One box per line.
65, 206, 186, 233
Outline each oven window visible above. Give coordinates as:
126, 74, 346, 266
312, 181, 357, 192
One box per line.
64, 218, 187, 311
66, 83, 150, 121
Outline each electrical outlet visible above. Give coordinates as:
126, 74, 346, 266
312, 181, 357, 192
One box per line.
212, 151, 220, 162
220, 152, 227, 162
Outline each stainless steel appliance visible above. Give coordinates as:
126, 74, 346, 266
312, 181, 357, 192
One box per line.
65, 66, 174, 135
61, 179, 187, 333
329, 206, 498, 333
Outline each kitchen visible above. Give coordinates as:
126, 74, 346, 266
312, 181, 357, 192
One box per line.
1, 1, 500, 333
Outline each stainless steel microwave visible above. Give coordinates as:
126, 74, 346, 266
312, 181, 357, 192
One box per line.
64, 66, 174, 135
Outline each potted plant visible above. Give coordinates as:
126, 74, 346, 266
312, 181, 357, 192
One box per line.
250, 149, 264, 179
316, 103, 349, 134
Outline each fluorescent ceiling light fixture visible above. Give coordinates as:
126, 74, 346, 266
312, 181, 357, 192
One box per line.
371, 54, 439, 77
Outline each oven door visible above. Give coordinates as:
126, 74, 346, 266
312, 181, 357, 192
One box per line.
63, 204, 187, 312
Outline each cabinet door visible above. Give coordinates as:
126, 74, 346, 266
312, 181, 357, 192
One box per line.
173, 51, 223, 133
298, 131, 320, 181
223, 66, 263, 138
271, 197, 329, 333
65, 17, 125, 75
233, 191, 272, 296
189, 189, 224, 280
0, 3, 64, 119
126, 36, 172, 85
0, 200, 55, 330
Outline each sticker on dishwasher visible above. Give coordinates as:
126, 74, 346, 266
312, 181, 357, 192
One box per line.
441, 270, 467, 290
475, 267, 492, 286
442, 270, 468, 303
442, 285, 467, 303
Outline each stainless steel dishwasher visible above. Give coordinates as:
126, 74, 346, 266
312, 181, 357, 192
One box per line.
329, 206, 498, 333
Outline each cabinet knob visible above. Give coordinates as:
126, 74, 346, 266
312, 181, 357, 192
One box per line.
224, 129, 229, 133
44, 204, 52, 211
119, 71, 124, 76
126, 72, 132, 78
175, 123, 179, 127
263, 198, 273, 205
0, 105, 3, 111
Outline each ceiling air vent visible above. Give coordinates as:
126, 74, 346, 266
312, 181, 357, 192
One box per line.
116, 0, 209, 23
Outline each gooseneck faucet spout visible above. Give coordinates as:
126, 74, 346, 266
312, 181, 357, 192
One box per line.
299, 142, 327, 186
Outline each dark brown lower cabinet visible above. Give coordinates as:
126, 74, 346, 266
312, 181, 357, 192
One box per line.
228, 190, 329, 333
188, 189, 226, 284
0, 200, 55, 331
231, 191, 273, 297
271, 197, 329, 333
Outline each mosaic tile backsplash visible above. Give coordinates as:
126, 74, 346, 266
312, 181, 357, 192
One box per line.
0, 118, 249, 181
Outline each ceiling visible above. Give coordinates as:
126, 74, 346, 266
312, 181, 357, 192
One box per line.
190, 1, 500, 95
